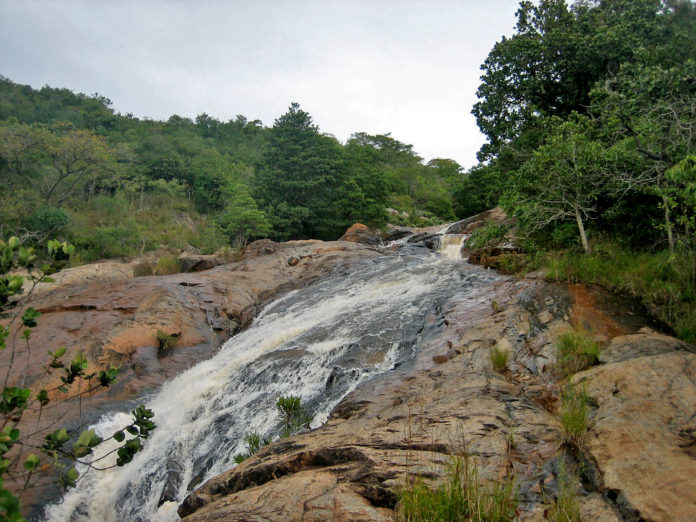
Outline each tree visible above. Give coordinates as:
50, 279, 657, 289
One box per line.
255, 103, 344, 240
590, 60, 696, 250
502, 116, 616, 252
42, 127, 116, 205
472, 0, 677, 163
217, 184, 271, 244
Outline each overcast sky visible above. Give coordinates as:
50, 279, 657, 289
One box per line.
0, 1, 521, 169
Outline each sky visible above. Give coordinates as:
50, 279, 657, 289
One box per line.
0, 0, 521, 169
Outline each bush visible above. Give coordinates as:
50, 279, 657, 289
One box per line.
276, 395, 312, 438
396, 454, 517, 521
490, 347, 510, 372
23, 207, 70, 236
155, 255, 180, 275
466, 223, 507, 250
156, 330, 177, 352
553, 329, 600, 377
233, 432, 271, 464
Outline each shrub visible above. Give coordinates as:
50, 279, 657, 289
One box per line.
560, 384, 590, 446
490, 347, 510, 372
155, 255, 180, 275
554, 329, 600, 377
156, 330, 177, 352
276, 395, 312, 438
233, 432, 271, 464
396, 454, 517, 521
466, 223, 508, 250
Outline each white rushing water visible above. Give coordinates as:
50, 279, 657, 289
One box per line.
46, 241, 495, 521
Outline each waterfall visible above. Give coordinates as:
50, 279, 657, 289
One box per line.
45, 244, 497, 521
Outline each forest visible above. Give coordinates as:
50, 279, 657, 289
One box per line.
0, 80, 466, 262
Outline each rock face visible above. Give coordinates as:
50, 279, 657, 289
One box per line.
2, 238, 384, 512
339, 223, 382, 245
574, 330, 696, 521
179, 268, 691, 521
446, 206, 512, 235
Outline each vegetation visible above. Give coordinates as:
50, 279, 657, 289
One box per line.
276, 395, 312, 438
0, 237, 155, 519
547, 462, 582, 522
554, 329, 600, 377
462, 0, 696, 343
466, 223, 508, 250
156, 330, 178, 352
233, 432, 271, 464
396, 455, 516, 522
560, 384, 590, 446
489, 347, 510, 373
0, 78, 473, 262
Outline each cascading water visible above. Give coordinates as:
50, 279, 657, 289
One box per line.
46, 241, 498, 521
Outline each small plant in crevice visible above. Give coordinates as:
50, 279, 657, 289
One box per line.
490, 347, 510, 373
276, 395, 313, 438
546, 461, 582, 522
395, 453, 517, 521
233, 431, 271, 464
553, 329, 600, 377
560, 383, 591, 446
156, 330, 178, 352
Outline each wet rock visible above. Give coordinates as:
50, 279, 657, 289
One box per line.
287, 256, 300, 266
382, 227, 412, 242
407, 232, 440, 250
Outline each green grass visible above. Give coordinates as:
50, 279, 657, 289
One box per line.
560, 384, 590, 446
554, 329, 600, 377
547, 462, 581, 522
490, 347, 510, 372
396, 455, 516, 522
530, 240, 696, 343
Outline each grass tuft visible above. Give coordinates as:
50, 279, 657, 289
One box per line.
396, 454, 516, 522
156, 330, 178, 352
490, 347, 510, 373
547, 462, 581, 522
560, 384, 590, 446
554, 329, 600, 377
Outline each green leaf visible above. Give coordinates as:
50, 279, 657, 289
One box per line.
76, 430, 92, 447
23, 453, 40, 471
21, 307, 40, 328
66, 467, 79, 487
113, 430, 125, 443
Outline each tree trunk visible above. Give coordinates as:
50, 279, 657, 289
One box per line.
575, 207, 590, 253
662, 194, 675, 252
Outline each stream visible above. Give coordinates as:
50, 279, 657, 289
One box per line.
45, 236, 499, 521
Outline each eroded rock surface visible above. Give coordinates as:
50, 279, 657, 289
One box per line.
179, 270, 691, 521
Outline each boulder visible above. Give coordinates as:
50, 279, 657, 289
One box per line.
339, 223, 382, 245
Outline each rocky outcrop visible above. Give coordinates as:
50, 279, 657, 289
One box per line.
2, 239, 384, 514
179, 269, 689, 521
446, 206, 512, 235
339, 223, 382, 245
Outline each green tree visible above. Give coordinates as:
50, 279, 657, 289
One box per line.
255, 103, 344, 240
217, 184, 271, 244
502, 116, 616, 252
590, 60, 696, 250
